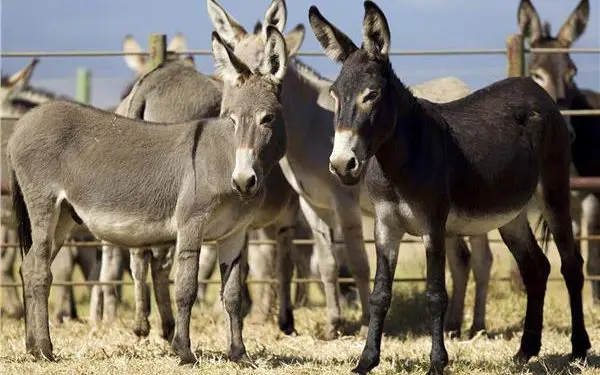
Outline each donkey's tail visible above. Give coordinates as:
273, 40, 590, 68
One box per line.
11, 170, 32, 256
533, 212, 552, 254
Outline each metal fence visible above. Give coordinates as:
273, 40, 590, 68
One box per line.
1, 32, 600, 288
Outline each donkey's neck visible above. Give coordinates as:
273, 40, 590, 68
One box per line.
374, 74, 436, 181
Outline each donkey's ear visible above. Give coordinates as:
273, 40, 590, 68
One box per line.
5, 58, 38, 89
212, 31, 252, 85
123, 34, 147, 74
309, 6, 357, 63
253, 20, 263, 34
285, 24, 305, 56
518, 0, 543, 44
557, 0, 589, 46
362, 1, 391, 57
262, 0, 287, 37
260, 25, 288, 83
207, 0, 247, 47
168, 32, 188, 55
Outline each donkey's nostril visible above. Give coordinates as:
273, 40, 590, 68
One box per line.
247, 174, 257, 189
346, 157, 357, 172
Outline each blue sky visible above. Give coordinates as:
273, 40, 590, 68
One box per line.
2, 0, 599, 108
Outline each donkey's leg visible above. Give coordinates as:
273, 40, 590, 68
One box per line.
98, 243, 124, 323
541, 173, 590, 360
171, 224, 203, 365
333, 194, 371, 337
291, 220, 313, 308
275, 203, 299, 335
151, 246, 175, 341
196, 244, 218, 304
354, 214, 404, 374
247, 228, 277, 322
445, 236, 469, 337
22, 201, 74, 360
468, 234, 492, 337
1, 227, 23, 319
299, 197, 341, 340
218, 232, 249, 362
498, 211, 550, 363
130, 248, 151, 337
50, 247, 76, 324
582, 194, 600, 304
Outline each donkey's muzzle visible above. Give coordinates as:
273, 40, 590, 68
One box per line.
232, 172, 258, 199
329, 156, 362, 186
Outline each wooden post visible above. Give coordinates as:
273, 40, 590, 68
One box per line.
506, 33, 525, 77
149, 33, 167, 72
76, 67, 90, 104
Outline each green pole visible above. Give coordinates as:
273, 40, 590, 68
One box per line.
76, 67, 91, 104
149, 33, 167, 71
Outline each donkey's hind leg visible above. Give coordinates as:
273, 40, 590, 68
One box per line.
196, 244, 218, 304
445, 236, 470, 338
130, 248, 151, 337
541, 170, 591, 360
468, 233, 492, 337
151, 245, 175, 341
582, 194, 600, 304
21, 198, 75, 360
498, 211, 550, 363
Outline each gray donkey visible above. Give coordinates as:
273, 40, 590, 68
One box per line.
207, 0, 488, 340
8, 27, 289, 364
1, 60, 107, 323
309, 2, 590, 373
518, 0, 600, 304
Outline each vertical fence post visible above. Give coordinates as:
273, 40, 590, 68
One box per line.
76, 67, 90, 104
506, 33, 525, 78
149, 33, 167, 71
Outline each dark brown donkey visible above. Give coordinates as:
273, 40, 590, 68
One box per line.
519, 0, 600, 304
309, 2, 590, 374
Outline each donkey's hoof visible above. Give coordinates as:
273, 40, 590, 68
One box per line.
34, 341, 55, 362
228, 346, 249, 362
133, 320, 150, 337
358, 325, 369, 339
161, 321, 175, 342
352, 349, 379, 374
427, 363, 446, 375
278, 307, 296, 335
512, 350, 532, 365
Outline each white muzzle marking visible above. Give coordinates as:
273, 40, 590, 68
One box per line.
329, 129, 360, 177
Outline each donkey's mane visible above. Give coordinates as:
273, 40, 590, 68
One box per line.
290, 58, 332, 88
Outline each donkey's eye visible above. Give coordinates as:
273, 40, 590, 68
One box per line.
363, 90, 380, 103
531, 72, 545, 83
260, 114, 274, 125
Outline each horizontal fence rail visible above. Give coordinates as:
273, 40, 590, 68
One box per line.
3, 47, 600, 58
1, 275, 600, 288
2, 234, 600, 249
4, 109, 600, 122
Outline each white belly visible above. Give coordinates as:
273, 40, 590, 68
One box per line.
445, 208, 522, 235
75, 208, 177, 247
376, 199, 522, 237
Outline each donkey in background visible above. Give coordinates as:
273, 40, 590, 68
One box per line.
207, 0, 492, 340
309, 2, 590, 373
519, 0, 600, 304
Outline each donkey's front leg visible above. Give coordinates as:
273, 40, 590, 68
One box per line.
424, 229, 449, 375
299, 197, 341, 339
333, 193, 371, 338
353, 216, 403, 374
171, 226, 202, 365
218, 232, 250, 362
95, 243, 124, 323
130, 248, 151, 337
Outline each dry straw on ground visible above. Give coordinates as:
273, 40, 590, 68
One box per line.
1, 227, 599, 374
